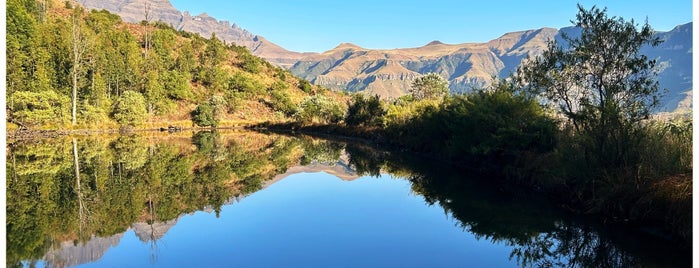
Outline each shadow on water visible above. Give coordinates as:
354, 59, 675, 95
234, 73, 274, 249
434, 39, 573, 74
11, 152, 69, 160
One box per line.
341, 141, 692, 267
6, 131, 691, 267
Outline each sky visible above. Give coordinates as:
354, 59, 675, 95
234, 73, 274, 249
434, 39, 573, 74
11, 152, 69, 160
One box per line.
169, 0, 692, 52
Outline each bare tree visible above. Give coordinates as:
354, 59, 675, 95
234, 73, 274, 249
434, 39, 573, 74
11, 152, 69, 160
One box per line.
71, 7, 90, 126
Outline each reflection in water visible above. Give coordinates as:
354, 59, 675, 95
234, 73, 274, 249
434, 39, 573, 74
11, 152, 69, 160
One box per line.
6, 131, 689, 267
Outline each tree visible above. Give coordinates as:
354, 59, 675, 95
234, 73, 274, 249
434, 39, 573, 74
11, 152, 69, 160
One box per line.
192, 96, 226, 127
9, 90, 70, 127
345, 94, 386, 127
294, 95, 344, 124
409, 73, 449, 100
70, 7, 91, 126
515, 5, 662, 178
113, 90, 147, 126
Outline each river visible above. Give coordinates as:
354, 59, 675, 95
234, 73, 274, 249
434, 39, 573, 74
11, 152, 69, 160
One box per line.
6, 131, 690, 267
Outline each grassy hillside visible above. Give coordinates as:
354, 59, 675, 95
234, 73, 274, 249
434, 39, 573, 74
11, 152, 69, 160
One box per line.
6, 0, 348, 131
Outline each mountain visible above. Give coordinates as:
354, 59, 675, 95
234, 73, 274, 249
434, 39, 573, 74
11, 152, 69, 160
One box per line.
80, 0, 691, 112
290, 23, 692, 112
80, 0, 315, 68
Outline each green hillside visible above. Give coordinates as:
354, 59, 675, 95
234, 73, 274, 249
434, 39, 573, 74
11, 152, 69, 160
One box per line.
6, 0, 348, 131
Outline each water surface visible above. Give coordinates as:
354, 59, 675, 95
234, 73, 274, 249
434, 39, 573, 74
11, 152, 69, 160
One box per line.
7, 131, 690, 267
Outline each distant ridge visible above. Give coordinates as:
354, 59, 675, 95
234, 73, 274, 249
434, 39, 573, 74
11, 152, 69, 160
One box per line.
80, 0, 316, 68
290, 23, 692, 112
80, 0, 691, 112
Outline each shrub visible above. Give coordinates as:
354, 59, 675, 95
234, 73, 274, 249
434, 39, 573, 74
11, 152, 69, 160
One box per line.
269, 90, 296, 116
9, 90, 70, 127
294, 95, 344, 124
298, 79, 313, 94
345, 94, 385, 127
192, 103, 217, 127
112, 90, 147, 126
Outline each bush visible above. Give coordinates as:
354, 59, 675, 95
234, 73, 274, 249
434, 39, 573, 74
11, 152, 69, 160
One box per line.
383, 89, 557, 173
192, 103, 217, 127
294, 95, 344, 124
112, 90, 147, 126
228, 72, 264, 98
298, 79, 313, 94
345, 94, 385, 127
9, 90, 70, 127
269, 90, 296, 116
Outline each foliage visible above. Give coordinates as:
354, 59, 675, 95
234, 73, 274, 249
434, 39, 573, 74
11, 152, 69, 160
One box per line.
409, 72, 449, 100
515, 5, 662, 181
298, 79, 313, 94
345, 94, 386, 127
112, 90, 147, 126
227, 72, 265, 97
5, 2, 333, 129
9, 90, 70, 127
268, 89, 296, 116
294, 95, 345, 124
192, 103, 217, 127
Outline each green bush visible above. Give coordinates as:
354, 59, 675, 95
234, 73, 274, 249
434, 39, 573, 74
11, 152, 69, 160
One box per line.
294, 95, 344, 124
112, 90, 147, 126
228, 72, 264, 98
383, 89, 557, 172
269, 90, 296, 116
9, 90, 70, 127
298, 79, 313, 94
345, 94, 385, 127
192, 103, 217, 127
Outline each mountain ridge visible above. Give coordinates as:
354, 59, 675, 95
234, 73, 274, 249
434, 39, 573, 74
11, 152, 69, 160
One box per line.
80, 0, 691, 112
80, 0, 316, 68
290, 23, 691, 111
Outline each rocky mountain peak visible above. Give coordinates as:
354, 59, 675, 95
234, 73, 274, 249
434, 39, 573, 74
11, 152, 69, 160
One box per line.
425, 40, 445, 46
332, 43, 363, 51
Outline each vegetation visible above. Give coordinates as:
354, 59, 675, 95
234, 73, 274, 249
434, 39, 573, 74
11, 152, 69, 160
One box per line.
6, 0, 345, 130
294, 95, 345, 124
261, 5, 692, 244
112, 90, 147, 126
409, 72, 449, 100
345, 94, 385, 127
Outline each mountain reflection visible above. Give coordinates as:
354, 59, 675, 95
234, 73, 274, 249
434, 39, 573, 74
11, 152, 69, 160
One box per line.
6, 131, 688, 267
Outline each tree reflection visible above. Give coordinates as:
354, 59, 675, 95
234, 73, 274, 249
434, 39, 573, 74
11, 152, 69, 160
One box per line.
341, 142, 686, 267
6, 132, 306, 267
6, 134, 687, 267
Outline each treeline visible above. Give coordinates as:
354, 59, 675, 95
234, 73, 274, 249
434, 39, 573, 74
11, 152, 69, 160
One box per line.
264, 6, 692, 243
7, 0, 346, 130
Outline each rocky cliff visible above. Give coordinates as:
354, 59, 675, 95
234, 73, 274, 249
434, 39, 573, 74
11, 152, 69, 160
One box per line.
290, 24, 692, 111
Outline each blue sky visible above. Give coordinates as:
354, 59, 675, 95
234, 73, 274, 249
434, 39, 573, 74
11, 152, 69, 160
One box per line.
169, 0, 692, 52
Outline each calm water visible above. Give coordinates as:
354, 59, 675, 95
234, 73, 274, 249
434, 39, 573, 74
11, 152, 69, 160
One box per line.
6, 131, 690, 267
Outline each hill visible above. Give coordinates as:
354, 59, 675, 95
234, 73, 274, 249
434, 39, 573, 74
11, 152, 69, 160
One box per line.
80, 0, 316, 68
6, 0, 347, 130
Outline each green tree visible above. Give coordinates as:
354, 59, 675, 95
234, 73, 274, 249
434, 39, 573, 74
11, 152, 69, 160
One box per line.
409, 73, 449, 100
515, 5, 662, 177
9, 90, 70, 127
345, 94, 386, 127
192, 96, 225, 127
112, 90, 147, 126
294, 95, 344, 124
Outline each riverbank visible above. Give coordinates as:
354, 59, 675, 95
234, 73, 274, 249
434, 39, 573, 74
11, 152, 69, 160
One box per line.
251, 121, 692, 247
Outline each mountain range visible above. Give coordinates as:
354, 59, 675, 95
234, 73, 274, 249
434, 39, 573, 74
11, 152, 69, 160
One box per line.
81, 0, 692, 112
